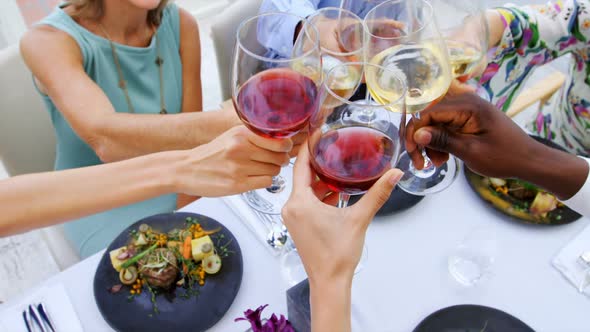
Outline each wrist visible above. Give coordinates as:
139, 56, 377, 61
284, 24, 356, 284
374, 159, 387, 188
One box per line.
309, 275, 353, 332
517, 141, 588, 200
167, 149, 195, 194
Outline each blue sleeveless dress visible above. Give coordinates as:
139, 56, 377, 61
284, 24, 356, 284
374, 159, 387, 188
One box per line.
37, 4, 182, 258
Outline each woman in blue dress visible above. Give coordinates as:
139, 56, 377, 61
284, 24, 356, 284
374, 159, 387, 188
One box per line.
19, 0, 287, 257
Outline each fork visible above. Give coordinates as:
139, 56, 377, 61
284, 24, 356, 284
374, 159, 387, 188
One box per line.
22, 303, 55, 332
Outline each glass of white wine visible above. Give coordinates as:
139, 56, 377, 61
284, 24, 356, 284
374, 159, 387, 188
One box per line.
364, 0, 459, 196
305, 7, 365, 108
429, 0, 489, 83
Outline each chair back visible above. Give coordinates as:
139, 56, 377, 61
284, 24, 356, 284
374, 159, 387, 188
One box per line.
210, 0, 263, 101
0, 44, 55, 176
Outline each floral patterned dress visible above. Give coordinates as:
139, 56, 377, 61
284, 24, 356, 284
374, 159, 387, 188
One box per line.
480, 0, 590, 157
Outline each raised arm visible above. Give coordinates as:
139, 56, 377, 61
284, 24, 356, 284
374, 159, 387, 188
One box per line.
406, 92, 590, 216
282, 147, 402, 332
0, 126, 291, 237
258, 0, 321, 57
19, 26, 240, 164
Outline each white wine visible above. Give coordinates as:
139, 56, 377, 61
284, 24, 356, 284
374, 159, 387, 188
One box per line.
367, 41, 451, 114
446, 40, 482, 81
321, 55, 362, 108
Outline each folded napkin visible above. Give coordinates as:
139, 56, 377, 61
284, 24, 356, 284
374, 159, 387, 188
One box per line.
0, 283, 83, 332
222, 194, 277, 255
553, 224, 590, 298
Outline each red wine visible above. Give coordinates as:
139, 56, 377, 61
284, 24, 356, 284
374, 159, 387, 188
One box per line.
235, 68, 318, 138
311, 127, 396, 194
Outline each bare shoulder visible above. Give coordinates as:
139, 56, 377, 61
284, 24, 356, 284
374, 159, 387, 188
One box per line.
178, 7, 199, 36
20, 25, 82, 66
20, 25, 84, 94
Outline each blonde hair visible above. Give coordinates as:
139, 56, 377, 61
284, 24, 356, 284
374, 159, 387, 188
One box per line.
68, 0, 169, 26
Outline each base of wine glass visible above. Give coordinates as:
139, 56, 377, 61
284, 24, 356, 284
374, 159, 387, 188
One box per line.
280, 243, 368, 287
396, 152, 461, 195
266, 175, 286, 194
242, 165, 293, 215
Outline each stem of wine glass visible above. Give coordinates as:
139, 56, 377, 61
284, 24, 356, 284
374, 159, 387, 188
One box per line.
338, 193, 351, 208
411, 112, 437, 177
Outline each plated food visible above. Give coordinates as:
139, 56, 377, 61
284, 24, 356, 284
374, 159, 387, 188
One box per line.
464, 136, 581, 225
94, 212, 243, 332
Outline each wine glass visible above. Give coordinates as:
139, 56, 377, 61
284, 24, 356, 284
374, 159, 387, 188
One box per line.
364, 0, 459, 196
232, 13, 322, 215
310, 62, 406, 207
306, 7, 365, 108
429, 0, 489, 83
280, 62, 406, 287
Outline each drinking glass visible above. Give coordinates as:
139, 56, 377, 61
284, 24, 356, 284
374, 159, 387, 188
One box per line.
309, 62, 407, 207
429, 0, 489, 82
448, 228, 498, 287
364, 0, 459, 196
232, 13, 322, 215
280, 62, 406, 287
306, 7, 365, 107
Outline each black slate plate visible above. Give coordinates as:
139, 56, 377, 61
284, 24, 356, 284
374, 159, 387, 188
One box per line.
348, 186, 424, 215
93, 212, 243, 332
464, 135, 582, 225
413, 304, 534, 332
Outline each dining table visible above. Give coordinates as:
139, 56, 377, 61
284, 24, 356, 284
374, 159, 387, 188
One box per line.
6, 169, 590, 332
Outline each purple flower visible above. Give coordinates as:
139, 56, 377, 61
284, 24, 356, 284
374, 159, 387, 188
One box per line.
235, 305, 268, 331
236, 305, 294, 332
264, 314, 295, 332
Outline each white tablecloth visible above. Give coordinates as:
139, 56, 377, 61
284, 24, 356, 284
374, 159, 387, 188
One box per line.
7, 174, 590, 331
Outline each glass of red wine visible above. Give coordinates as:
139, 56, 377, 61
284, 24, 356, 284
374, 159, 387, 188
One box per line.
232, 13, 322, 215
309, 62, 407, 208
281, 62, 406, 287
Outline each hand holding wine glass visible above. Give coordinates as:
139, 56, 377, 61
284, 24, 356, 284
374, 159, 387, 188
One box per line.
282, 145, 402, 332
309, 62, 407, 207
364, 0, 458, 196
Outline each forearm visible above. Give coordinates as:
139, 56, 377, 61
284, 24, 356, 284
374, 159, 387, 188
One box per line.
516, 141, 589, 200
93, 108, 239, 162
310, 277, 353, 332
0, 151, 182, 236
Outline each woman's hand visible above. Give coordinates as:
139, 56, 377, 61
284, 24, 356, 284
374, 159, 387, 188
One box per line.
174, 126, 291, 197
282, 147, 402, 284
282, 147, 402, 332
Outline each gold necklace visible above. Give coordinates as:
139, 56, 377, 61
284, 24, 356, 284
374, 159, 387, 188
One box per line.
98, 23, 167, 114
